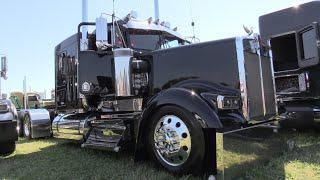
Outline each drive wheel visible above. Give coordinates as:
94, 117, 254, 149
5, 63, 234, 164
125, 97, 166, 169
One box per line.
147, 106, 205, 175
315, 123, 320, 132
23, 114, 32, 139
17, 119, 23, 137
0, 142, 16, 156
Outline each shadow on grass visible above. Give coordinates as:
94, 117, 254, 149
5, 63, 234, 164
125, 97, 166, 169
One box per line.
0, 138, 199, 180
0, 130, 319, 180
221, 129, 320, 180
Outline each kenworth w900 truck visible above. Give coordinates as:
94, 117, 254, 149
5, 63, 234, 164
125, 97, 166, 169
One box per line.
51, 9, 277, 175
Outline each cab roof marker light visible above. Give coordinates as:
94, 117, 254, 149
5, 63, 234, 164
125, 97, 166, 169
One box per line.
164, 22, 171, 28
154, 19, 160, 25
126, 11, 138, 20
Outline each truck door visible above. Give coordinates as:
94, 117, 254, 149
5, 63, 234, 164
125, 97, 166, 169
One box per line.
56, 54, 78, 110
296, 22, 320, 68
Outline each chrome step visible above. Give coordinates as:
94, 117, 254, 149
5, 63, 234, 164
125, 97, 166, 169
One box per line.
81, 122, 126, 152
81, 143, 121, 152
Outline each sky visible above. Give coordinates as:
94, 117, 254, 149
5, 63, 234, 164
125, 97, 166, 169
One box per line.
0, 0, 312, 98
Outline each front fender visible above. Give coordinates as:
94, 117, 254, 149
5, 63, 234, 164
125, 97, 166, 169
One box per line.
134, 87, 222, 161
142, 87, 222, 129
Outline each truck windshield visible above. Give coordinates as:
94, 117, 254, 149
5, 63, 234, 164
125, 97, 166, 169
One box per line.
129, 32, 186, 51
28, 95, 39, 101
130, 34, 161, 51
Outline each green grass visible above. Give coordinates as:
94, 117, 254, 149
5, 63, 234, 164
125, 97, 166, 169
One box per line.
0, 138, 192, 180
0, 131, 319, 180
247, 132, 320, 180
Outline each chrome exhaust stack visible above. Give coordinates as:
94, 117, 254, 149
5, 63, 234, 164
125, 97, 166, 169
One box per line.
81, 0, 89, 50
113, 48, 133, 97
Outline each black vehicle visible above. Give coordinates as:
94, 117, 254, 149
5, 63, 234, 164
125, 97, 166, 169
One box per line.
259, 1, 320, 130
52, 12, 277, 176
0, 99, 18, 155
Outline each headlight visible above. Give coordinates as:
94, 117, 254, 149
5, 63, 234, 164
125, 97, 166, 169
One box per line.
0, 103, 9, 113
216, 95, 240, 110
82, 82, 91, 92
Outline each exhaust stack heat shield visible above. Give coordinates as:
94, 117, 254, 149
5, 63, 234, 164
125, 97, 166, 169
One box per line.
113, 48, 133, 97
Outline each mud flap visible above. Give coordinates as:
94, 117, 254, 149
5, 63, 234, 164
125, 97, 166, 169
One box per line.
202, 128, 218, 176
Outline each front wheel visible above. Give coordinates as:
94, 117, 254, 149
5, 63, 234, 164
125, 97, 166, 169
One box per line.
147, 106, 205, 175
0, 142, 16, 156
23, 114, 32, 139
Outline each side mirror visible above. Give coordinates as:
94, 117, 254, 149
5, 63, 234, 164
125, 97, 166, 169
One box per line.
96, 17, 110, 50
1, 56, 7, 79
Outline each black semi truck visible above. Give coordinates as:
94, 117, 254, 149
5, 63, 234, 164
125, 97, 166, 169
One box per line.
52, 12, 277, 175
260, 1, 320, 130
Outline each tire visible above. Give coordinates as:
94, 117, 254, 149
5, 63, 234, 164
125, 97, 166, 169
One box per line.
23, 114, 32, 139
0, 142, 16, 156
315, 123, 320, 132
17, 118, 24, 137
147, 105, 205, 175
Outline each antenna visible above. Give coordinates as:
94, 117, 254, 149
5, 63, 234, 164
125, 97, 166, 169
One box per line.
154, 0, 160, 20
0, 55, 7, 99
23, 76, 27, 109
112, 0, 116, 47
187, 0, 199, 43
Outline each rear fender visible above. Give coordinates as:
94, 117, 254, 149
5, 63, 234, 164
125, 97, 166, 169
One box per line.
22, 109, 51, 138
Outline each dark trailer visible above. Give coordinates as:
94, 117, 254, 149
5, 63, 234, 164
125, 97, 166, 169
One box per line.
53, 12, 277, 177
260, 0, 320, 129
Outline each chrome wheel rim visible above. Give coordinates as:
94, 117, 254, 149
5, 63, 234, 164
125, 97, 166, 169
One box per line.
24, 116, 30, 137
154, 115, 191, 167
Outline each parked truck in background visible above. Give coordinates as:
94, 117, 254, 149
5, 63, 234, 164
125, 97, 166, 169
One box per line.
9, 92, 52, 139
259, 1, 320, 130
0, 99, 18, 155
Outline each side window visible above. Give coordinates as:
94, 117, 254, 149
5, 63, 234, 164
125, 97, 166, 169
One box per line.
161, 40, 180, 49
115, 27, 125, 47
58, 54, 63, 72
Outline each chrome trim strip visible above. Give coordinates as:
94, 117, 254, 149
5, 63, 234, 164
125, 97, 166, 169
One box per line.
275, 74, 300, 78
277, 92, 304, 95
236, 37, 249, 120
279, 97, 320, 102
255, 36, 267, 116
268, 40, 279, 115
274, 68, 301, 74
